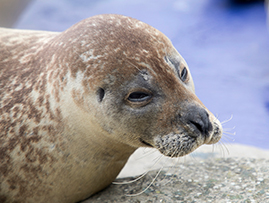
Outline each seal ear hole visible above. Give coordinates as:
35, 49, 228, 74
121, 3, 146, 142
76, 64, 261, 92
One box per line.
97, 88, 105, 103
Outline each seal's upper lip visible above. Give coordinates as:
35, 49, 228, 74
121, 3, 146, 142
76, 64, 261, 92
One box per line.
139, 138, 153, 147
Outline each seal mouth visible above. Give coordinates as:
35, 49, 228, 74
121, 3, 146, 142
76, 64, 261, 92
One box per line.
139, 138, 154, 147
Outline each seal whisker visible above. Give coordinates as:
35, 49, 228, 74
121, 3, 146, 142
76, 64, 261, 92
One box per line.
170, 145, 181, 158
112, 171, 149, 185
221, 114, 234, 125
216, 142, 226, 157
135, 148, 158, 160
160, 151, 178, 175
223, 131, 236, 136
223, 126, 236, 131
219, 141, 230, 156
152, 153, 164, 163
214, 141, 230, 157
113, 153, 164, 185
222, 128, 236, 142
211, 143, 216, 153
159, 145, 189, 185
125, 166, 163, 197
221, 135, 235, 143
161, 156, 182, 186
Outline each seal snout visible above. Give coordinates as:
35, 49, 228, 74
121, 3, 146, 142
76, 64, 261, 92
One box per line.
185, 105, 213, 139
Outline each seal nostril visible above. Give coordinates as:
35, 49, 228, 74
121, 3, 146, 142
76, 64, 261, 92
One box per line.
190, 120, 205, 135
186, 106, 212, 137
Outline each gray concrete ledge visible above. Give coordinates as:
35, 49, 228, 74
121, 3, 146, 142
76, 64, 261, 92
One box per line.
86, 157, 269, 203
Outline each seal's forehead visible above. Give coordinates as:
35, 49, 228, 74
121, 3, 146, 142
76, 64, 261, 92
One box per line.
59, 14, 193, 91
64, 14, 172, 57
85, 14, 164, 39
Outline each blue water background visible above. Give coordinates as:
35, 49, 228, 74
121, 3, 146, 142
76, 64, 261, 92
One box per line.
14, 0, 269, 149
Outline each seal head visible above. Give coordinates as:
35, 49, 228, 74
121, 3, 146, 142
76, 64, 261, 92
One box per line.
74, 14, 223, 157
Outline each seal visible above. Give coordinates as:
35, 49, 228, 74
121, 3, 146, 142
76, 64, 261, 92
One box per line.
0, 14, 222, 203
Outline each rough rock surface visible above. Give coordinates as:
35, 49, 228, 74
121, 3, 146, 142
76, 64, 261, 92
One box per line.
83, 158, 269, 203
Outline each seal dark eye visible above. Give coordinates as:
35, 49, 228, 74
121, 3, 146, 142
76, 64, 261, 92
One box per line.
128, 92, 151, 102
180, 67, 188, 82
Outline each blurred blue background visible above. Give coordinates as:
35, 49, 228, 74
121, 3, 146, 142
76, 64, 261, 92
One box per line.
11, 0, 269, 149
